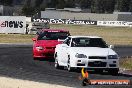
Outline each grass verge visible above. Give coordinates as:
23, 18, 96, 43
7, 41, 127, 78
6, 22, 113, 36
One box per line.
120, 58, 132, 70
0, 24, 132, 45
51, 24, 132, 45
0, 34, 34, 43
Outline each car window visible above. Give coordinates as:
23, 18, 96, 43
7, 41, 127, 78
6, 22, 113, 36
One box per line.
63, 38, 68, 44
63, 37, 71, 46
37, 31, 70, 40
71, 37, 108, 48
67, 38, 71, 46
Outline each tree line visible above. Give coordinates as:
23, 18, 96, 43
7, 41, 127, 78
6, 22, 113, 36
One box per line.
48, 0, 132, 13
0, 0, 132, 16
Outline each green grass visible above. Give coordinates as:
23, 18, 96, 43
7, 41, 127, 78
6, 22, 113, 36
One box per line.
0, 24, 132, 45
120, 58, 132, 70
0, 34, 34, 43
51, 24, 132, 45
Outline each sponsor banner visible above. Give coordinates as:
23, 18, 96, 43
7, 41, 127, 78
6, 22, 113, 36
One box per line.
0, 16, 26, 34
65, 19, 97, 25
90, 80, 130, 85
32, 18, 49, 23
32, 18, 97, 25
97, 21, 129, 27
127, 22, 132, 27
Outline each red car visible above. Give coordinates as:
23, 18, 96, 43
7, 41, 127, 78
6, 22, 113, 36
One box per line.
32, 29, 70, 60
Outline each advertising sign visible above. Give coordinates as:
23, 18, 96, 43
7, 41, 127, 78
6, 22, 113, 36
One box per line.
0, 16, 26, 34
32, 18, 97, 25
97, 21, 129, 27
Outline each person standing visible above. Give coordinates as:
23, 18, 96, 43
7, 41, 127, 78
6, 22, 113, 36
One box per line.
81, 68, 91, 86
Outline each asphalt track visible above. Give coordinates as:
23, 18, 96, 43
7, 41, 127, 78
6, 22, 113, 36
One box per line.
0, 44, 132, 88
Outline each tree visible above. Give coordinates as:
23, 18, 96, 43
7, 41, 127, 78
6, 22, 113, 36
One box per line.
22, 5, 35, 16
98, 0, 105, 13
104, 0, 116, 13
91, 0, 96, 13
65, 0, 75, 8
79, 0, 92, 9
129, 0, 132, 12
21, 0, 34, 16
56, 0, 65, 9
0, 0, 13, 6
118, 0, 130, 12
21, 0, 132, 14
91, 0, 116, 13
35, 0, 43, 7
47, 0, 57, 8
91, 0, 105, 13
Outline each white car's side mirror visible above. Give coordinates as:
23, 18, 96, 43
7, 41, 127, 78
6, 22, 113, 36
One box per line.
109, 45, 114, 49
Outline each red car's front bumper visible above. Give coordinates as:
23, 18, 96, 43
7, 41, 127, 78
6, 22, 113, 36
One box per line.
33, 49, 55, 59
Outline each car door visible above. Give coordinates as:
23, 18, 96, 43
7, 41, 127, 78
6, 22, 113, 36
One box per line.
58, 38, 68, 65
61, 37, 71, 65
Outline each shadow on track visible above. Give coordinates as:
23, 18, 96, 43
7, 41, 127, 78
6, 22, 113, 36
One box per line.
118, 73, 132, 77
33, 57, 132, 79
34, 58, 55, 62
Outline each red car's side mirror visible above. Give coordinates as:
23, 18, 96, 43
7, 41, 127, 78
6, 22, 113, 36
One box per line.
32, 38, 36, 41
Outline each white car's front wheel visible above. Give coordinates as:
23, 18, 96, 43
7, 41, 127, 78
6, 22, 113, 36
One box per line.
108, 68, 119, 76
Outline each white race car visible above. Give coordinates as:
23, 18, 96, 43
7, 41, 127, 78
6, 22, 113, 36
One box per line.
54, 36, 119, 75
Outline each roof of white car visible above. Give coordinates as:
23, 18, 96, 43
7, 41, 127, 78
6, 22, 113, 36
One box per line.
69, 36, 102, 38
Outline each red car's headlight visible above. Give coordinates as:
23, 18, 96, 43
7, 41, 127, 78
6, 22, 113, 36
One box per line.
36, 46, 44, 50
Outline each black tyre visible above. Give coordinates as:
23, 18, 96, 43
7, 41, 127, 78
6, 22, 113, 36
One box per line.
67, 58, 74, 72
33, 57, 38, 60
54, 54, 64, 69
95, 69, 103, 74
55, 59, 59, 69
108, 68, 119, 75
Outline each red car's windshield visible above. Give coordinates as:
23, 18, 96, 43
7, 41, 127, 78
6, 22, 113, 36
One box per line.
38, 32, 70, 40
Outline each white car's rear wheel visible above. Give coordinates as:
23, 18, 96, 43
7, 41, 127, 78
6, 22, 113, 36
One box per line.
67, 58, 73, 72
55, 53, 64, 69
55, 59, 59, 69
